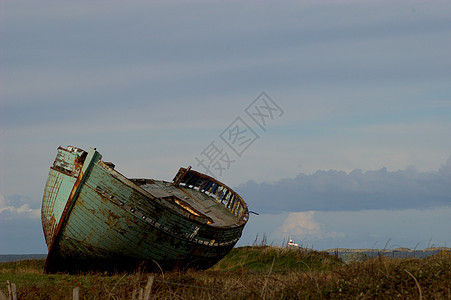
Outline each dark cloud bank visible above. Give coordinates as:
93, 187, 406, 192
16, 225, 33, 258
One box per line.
236, 157, 451, 214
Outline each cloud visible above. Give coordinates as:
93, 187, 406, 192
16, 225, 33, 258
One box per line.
0, 194, 41, 219
236, 156, 451, 214
0, 194, 46, 253
274, 212, 344, 242
277, 212, 320, 238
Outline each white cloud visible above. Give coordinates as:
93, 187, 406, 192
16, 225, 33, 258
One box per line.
0, 193, 45, 253
0, 194, 41, 219
275, 212, 344, 243
277, 211, 321, 237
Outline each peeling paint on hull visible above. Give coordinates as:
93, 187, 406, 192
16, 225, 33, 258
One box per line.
41, 146, 248, 273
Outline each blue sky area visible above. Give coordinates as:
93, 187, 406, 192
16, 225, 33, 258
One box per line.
1, 0, 450, 253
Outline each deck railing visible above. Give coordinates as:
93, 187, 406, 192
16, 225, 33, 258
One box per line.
173, 167, 249, 226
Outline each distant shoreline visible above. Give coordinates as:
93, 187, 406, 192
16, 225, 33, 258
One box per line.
0, 254, 47, 263
1, 247, 449, 263
325, 247, 450, 253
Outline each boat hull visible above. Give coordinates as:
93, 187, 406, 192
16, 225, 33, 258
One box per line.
42, 147, 248, 273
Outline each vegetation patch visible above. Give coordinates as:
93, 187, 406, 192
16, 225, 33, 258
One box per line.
0, 247, 449, 299
211, 246, 341, 273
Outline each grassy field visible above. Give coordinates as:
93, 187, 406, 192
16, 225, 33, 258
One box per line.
0, 246, 449, 299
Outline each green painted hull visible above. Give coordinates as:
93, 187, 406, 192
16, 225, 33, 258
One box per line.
41, 146, 248, 273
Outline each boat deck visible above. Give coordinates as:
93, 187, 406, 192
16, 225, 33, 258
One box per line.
136, 180, 238, 227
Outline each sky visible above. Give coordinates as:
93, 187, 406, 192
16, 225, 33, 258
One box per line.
1, 0, 450, 254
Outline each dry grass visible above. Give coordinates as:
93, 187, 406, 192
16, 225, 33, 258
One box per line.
0, 247, 449, 299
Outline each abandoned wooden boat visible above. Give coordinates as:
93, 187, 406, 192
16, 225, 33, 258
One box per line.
41, 146, 248, 273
